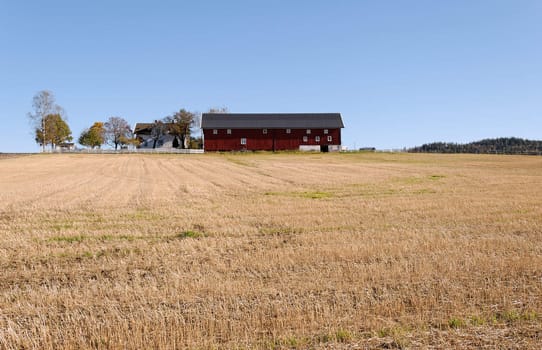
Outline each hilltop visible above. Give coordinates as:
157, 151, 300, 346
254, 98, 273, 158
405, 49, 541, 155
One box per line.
408, 137, 542, 155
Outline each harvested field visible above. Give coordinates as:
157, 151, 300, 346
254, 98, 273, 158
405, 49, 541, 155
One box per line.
0, 152, 541, 349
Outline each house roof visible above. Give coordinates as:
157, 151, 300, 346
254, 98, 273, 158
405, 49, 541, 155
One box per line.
133, 123, 154, 134
201, 113, 344, 129
134, 122, 178, 135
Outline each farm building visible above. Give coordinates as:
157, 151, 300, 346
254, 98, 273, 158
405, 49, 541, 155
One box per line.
201, 113, 344, 152
58, 142, 75, 151
133, 122, 188, 149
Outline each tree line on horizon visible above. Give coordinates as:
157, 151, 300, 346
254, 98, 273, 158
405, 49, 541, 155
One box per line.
27, 90, 228, 151
408, 137, 542, 155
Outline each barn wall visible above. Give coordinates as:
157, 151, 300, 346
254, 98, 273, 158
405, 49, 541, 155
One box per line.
203, 128, 341, 151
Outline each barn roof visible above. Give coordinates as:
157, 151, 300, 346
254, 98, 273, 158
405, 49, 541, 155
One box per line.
201, 113, 344, 129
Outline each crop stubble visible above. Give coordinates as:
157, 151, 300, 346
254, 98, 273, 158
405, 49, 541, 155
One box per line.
0, 153, 541, 349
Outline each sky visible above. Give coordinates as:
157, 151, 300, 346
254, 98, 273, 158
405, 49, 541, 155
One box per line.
1, 0, 541, 152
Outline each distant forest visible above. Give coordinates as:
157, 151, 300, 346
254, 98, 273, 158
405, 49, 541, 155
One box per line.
408, 137, 542, 155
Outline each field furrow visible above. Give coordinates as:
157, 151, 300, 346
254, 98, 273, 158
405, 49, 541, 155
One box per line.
0, 152, 541, 349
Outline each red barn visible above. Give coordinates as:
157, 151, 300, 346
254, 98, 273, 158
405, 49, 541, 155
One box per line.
201, 113, 344, 152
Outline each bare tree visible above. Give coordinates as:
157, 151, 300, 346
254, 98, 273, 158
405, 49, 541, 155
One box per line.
207, 106, 229, 114
191, 111, 202, 144
203, 107, 228, 133
28, 90, 64, 152
104, 116, 132, 150
193, 106, 229, 149
150, 120, 166, 149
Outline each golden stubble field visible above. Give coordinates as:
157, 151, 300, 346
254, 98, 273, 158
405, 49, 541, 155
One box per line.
0, 152, 541, 349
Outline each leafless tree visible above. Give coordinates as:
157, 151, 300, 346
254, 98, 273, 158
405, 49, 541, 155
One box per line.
207, 106, 229, 114
150, 120, 166, 149
105, 116, 132, 150
191, 106, 229, 149
28, 90, 64, 152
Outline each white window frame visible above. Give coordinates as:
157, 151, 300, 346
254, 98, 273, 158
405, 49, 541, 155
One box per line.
227, 129, 231, 134
324, 129, 329, 134
315, 136, 320, 143
240, 138, 247, 145
286, 128, 291, 134
263, 129, 268, 134
327, 136, 332, 142
213, 129, 218, 135
306, 129, 311, 134
302, 136, 308, 143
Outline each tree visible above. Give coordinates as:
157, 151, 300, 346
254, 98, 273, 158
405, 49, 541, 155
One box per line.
105, 116, 133, 150
78, 122, 105, 149
35, 113, 72, 149
28, 90, 65, 152
207, 106, 229, 114
190, 136, 203, 149
193, 106, 228, 149
78, 129, 93, 148
119, 135, 140, 149
408, 137, 542, 155
150, 120, 166, 149
164, 109, 195, 149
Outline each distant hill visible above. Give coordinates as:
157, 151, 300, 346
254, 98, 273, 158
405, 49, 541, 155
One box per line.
408, 137, 542, 155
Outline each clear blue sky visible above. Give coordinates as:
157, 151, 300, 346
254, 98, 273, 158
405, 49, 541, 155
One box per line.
1, 0, 541, 152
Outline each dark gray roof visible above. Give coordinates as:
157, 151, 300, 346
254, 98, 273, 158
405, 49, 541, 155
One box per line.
133, 123, 154, 134
134, 122, 177, 135
201, 113, 344, 129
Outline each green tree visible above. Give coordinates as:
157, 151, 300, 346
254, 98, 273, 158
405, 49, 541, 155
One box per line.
119, 135, 140, 149
35, 113, 72, 149
79, 122, 105, 149
28, 90, 66, 152
164, 109, 195, 149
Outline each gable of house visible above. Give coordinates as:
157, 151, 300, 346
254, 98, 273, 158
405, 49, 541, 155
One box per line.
133, 122, 186, 149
